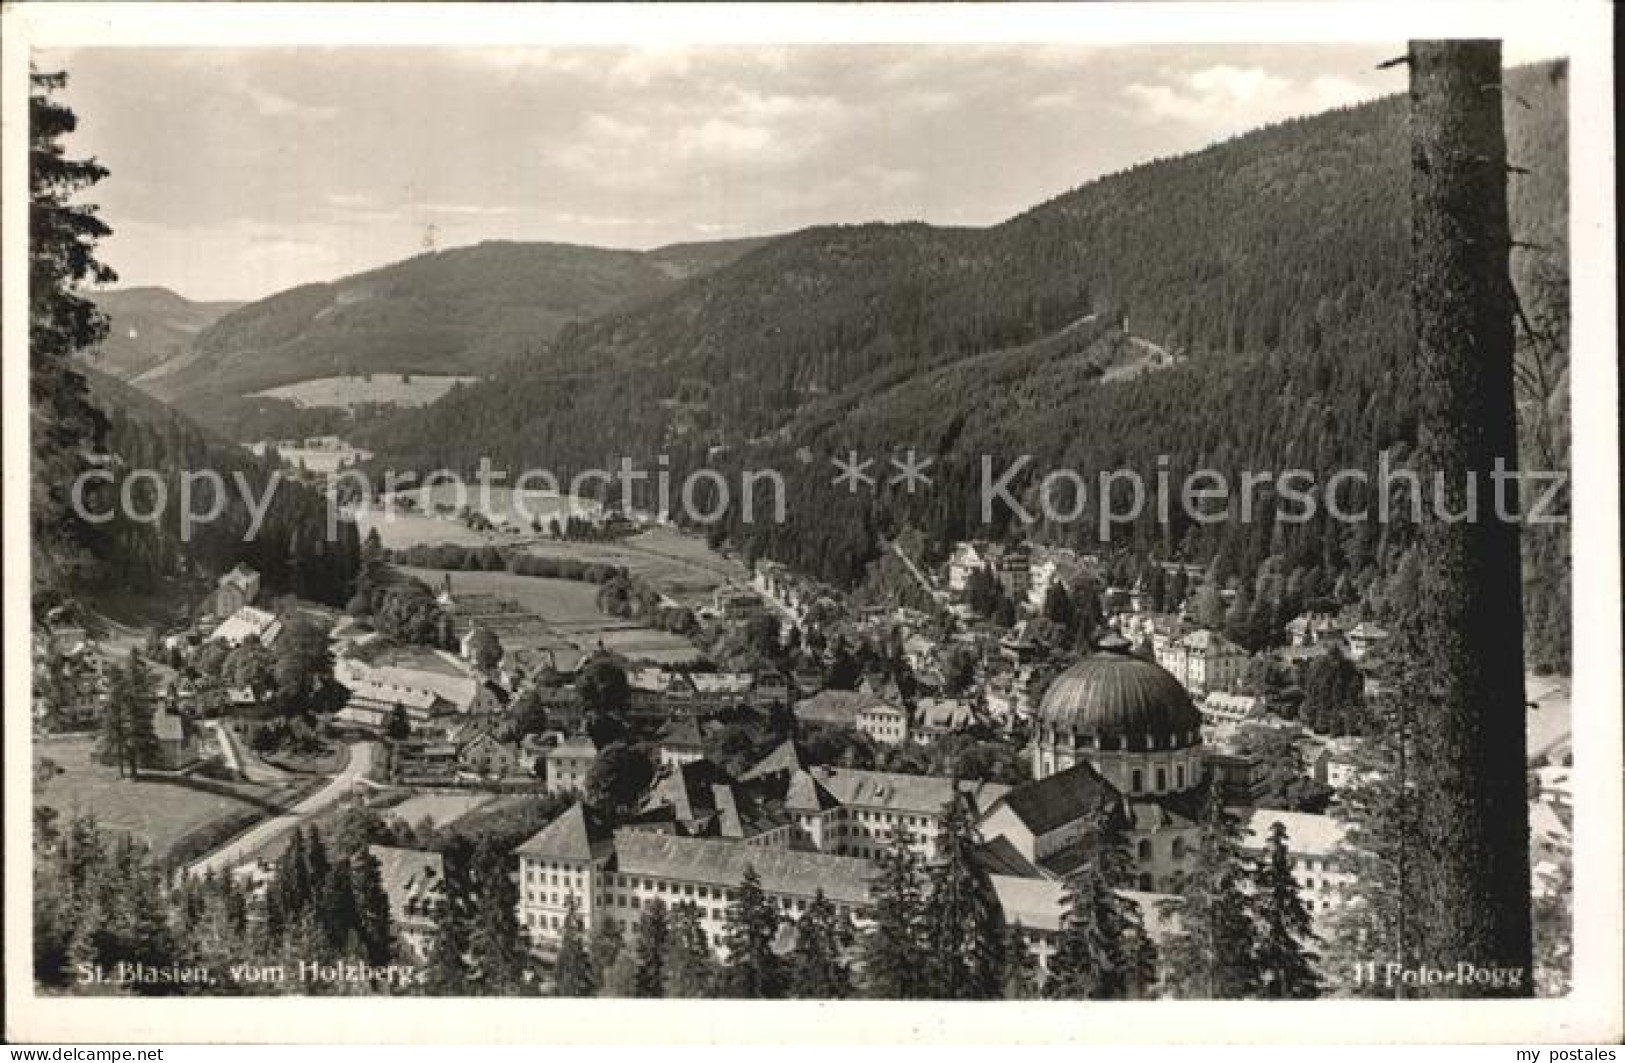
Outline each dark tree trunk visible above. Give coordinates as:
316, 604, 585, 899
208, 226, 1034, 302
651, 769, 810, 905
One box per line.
1406, 39, 1532, 995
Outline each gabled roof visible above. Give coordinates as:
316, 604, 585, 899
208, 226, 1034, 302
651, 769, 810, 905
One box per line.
741, 739, 808, 782
152, 704, 185, 743
1175, 628, 1244, 655
810, 766, 1010, 819
546, 734, 599, 760
782, 768, 842, 813
514, 803, 614, 862
643, 758, 734, 823
990, 761, 1120, 837
368, 845, 445, 924
613, 830, 872, 906
795, 689, 896, 728
657, 717, 706, 751
1242, 809, 1350, 859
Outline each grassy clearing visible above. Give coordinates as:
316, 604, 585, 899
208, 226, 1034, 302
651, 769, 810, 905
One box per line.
250, 373, 480, 410
384, 792, 498, 830
33, 737, 307, 864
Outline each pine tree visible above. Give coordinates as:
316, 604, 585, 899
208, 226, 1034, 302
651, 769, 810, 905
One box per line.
1404, 39, 1531, 995
999, 923, 1042, 1000
631, 897, 670, 998
552, 900, 596, 997
602, 946, 640, 996
347, 848, 395, 967
1045, 815, 1152, 1000
1322, 691, 1422, 998
922, 789, 1006, 999
661, 901, 717, 998
419, 908, 471, 994
1159, 788, 1259, 999
860, 826, 928, 998
587, 915, 625, 992
1250, 821, 1322, 998
467, 838, 530, 994
717, 866, 786, 998
29, 68, 116, 605
789, 889, 852, 999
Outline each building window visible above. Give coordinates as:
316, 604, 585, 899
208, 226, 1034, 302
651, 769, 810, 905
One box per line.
1172, 838, 1186, 859
1137, 839, 1152, 860
1138, 873, 1154, 890
1155, 767, 1167, 791
1176, 765, 1186, 788
1131, 769, 1143, 794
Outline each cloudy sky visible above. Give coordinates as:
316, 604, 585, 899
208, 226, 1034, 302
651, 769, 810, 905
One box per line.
38, 44, 1501, 301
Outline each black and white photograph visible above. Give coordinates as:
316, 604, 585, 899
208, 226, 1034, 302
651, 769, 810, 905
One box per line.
3, 1, 1619, 1046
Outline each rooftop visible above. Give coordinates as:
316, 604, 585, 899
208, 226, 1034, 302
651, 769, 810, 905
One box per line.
613, 830, 873, 906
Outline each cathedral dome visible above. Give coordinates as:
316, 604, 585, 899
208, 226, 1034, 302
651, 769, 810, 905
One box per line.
1036, 641, 1202, 745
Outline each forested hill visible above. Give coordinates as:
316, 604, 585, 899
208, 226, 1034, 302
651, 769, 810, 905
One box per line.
354, 61, 1569, 670
136, 236, 769, 424
82, 369, 362, 609
82, 287, 242, 381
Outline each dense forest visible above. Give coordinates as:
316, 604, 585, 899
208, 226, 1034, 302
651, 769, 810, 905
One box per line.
84, 370, 364, 609
350, 62, 1568, 671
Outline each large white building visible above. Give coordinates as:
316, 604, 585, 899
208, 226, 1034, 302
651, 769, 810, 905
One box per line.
334, 646, 499, 728
1155, 628, 1249, 695
1241, 809, 1354, 929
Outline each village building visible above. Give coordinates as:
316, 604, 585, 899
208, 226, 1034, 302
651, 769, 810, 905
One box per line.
334, 646, 499, 730
794, 689, 909, 746
655, 717, 707, 769
912, 697, 981, 745
542, 734, 598, 795
1200, 690, 1263, 727
368, 845, 447, 960
211, 605, 283, 649
946, 540, 1031, 600
213, 563, 262, 617
712, 586, 768, 623
149, 702, 196, 771
457, 730, 521, 778
1155, 628, 1249, 695
1345, 621, 1391, 663
1241, 809, 1353, 927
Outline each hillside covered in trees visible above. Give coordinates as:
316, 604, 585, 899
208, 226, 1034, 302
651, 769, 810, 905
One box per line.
355, 62, 1568, 670
136, 237, 769, 437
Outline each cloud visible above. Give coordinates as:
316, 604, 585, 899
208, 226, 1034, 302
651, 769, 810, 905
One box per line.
1123, 64, 1381, 129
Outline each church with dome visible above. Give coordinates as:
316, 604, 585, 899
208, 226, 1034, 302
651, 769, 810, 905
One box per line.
973, 635, 1207, 893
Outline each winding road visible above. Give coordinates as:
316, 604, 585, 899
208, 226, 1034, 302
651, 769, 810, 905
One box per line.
185, 740, 378, 879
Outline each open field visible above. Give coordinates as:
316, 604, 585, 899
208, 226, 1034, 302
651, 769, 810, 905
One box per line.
520, 525, 750, 606
354, 485, 600, 549
250, 373, 480, 409
385, 792, 499, 830
399, 565, 699, 668
33, 736, 301, 864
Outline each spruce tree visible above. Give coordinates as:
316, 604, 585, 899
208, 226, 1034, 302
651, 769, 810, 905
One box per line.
860, 826, 928, 998
718, 866, 786, 998
467, 839, 530, 994
1250, 821, 1322, 998
1404, 38, 1531, 994
922, 789, 1006, 999
1159, 788, 1259, 998
999, 923, 1042, 1000
789, 889, 852, 999
29, 69, 116, 605
1322, 695, 1422, 998
661, 901, 718, 998
347, 848, 395, 967
552, 900, 596, 997
587, 915, 625, 990
631, 897, 670, 998
419, 908, 471, 994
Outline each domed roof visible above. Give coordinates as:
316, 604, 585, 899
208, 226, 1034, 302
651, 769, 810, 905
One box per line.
1037, 645, 1201, 740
